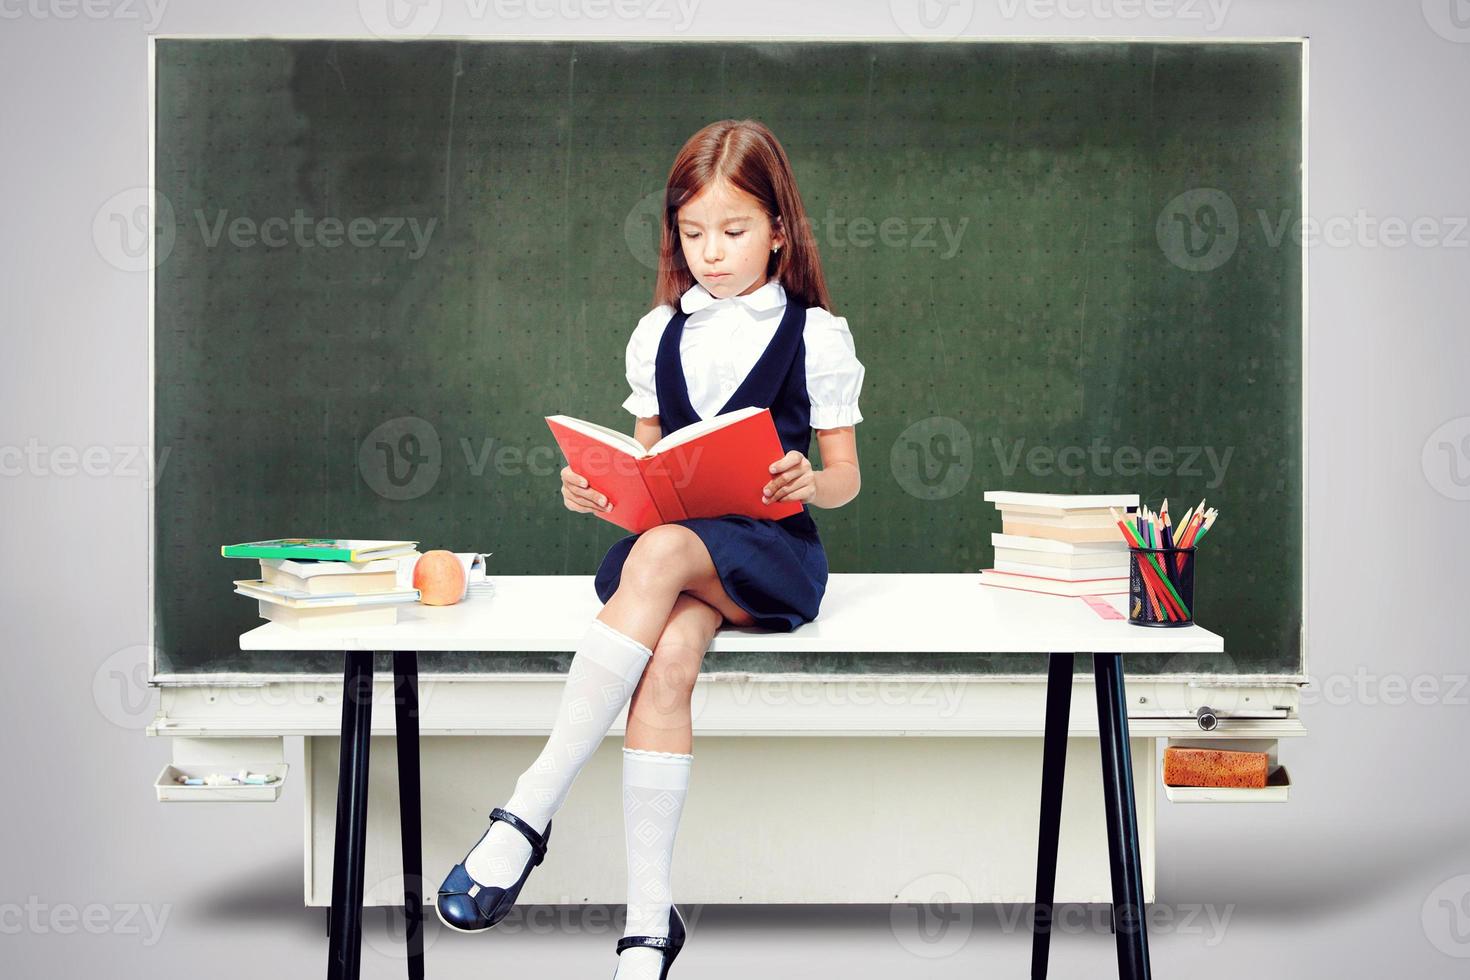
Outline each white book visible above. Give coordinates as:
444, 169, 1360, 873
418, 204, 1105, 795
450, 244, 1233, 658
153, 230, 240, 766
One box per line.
259, 556, 406, 577
979, 569, 1128, 597
991, 532, 1128, 554
260, 564, 401, 596
994, 557, 1130, 580
984, 490, 1140, 513
994, 509, 1122, 528
234, 579, 420, 608
259, 552, 423, 592
999, 519, 1125, 544
259, 601, 399, 631
994, 547, 1128, 570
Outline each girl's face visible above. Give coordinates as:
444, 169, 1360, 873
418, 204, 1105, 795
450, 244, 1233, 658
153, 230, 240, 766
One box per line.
675, 179, 786, 301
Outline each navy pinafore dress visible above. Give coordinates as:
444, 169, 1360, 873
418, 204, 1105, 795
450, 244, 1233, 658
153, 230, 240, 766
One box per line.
592, 297, 829, 631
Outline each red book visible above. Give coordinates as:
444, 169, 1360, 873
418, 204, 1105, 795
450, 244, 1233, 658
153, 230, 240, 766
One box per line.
544, 405, 804, 533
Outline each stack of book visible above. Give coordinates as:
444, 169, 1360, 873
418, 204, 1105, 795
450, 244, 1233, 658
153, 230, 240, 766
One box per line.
222, 538, 423, 630
979, 491, 1139, 597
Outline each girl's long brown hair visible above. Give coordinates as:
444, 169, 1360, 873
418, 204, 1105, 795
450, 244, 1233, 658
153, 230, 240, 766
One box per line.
653, 119, 834, 315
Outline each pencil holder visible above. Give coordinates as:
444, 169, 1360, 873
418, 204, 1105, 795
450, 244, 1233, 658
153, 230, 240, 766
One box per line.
1127, 546, 1196, 627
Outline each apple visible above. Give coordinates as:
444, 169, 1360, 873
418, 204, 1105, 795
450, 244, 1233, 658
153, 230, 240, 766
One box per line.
413, 549, 466, 606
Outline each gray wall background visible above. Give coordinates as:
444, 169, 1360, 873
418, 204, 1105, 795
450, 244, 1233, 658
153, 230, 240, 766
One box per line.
2, 2, 1467, 979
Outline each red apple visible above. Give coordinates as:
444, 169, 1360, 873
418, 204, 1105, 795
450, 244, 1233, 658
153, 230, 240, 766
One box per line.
413, 550, 465, 606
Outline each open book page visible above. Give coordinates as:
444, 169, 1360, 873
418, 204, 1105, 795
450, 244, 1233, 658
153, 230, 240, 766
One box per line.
547, 405, 767, 458
233, 579, 419, 606
263, 556, 403, 577
543, 415, 649, 457
648, 405, 766, 454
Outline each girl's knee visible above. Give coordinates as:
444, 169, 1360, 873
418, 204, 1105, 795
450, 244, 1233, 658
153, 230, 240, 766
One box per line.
623, 525, 702, 589
663, 595, 722, 647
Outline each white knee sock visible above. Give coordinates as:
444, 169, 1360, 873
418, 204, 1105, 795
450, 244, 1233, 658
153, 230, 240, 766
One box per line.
464, 618, 653, 887
615, 747, 693, 980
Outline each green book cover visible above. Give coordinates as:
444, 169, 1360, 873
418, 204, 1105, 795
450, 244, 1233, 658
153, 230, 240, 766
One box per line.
220, 538, 418, 562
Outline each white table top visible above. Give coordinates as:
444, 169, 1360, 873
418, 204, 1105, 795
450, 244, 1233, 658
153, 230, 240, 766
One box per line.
239, 573, 1224, 654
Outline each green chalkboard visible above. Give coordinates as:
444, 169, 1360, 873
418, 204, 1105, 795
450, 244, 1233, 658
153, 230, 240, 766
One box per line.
152, 38, 1303, 679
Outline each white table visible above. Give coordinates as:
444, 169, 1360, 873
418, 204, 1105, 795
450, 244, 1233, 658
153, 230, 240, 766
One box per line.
242, 573, 1222, 980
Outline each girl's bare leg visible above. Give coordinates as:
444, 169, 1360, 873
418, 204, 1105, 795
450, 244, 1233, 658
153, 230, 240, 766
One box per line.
597, 524, 755, 648
624, 593, 721, 753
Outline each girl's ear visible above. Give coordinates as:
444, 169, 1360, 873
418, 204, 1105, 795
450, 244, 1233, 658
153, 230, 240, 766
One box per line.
771, 213, 786, 251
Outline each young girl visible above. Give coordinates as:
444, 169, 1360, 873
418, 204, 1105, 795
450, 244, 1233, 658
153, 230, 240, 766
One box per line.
437, 119, 865, 978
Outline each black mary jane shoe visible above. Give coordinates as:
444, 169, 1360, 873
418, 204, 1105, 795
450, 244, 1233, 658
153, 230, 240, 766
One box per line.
435, 807, 553, 934
613, 904, 687, 979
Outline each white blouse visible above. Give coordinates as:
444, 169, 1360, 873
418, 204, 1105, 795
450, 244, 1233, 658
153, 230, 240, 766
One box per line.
621, 278, 866, 429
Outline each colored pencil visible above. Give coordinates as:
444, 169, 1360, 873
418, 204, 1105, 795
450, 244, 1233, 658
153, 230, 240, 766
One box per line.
1176, 503, 1195, 536
1129, 527, 1174, 620
1109, 508, 1190, 619
1123, 505, 1193, 620
1193, 508, 1218, 544
1176, 503, 1213, 573
1160, 498, 1177, 578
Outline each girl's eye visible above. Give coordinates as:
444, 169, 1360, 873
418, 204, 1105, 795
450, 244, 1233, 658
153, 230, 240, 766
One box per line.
727, 230, 745, 238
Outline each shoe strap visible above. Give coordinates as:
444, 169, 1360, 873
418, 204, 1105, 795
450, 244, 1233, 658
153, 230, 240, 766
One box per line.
489, 807, 550, 864
617, 934, 676, 953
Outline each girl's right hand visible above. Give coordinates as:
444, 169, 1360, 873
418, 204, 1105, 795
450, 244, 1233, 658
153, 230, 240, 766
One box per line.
561, 465, 611, 514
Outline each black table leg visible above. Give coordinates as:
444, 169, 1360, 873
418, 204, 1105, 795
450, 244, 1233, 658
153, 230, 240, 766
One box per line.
393, 652, 425, 980
327, 650, 374, 980
1031, 653, 1073, 980
1093, 653, 1152, 980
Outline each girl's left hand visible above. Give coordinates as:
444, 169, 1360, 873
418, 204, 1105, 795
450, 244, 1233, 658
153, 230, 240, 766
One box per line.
764, 450, 816, 504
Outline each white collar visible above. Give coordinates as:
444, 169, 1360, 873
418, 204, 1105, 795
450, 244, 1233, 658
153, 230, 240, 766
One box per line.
680, 277, 786, 315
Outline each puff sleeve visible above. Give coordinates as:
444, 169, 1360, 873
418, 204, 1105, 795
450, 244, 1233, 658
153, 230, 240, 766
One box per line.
620, 306, 669, 419
804, 309, 866, 429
